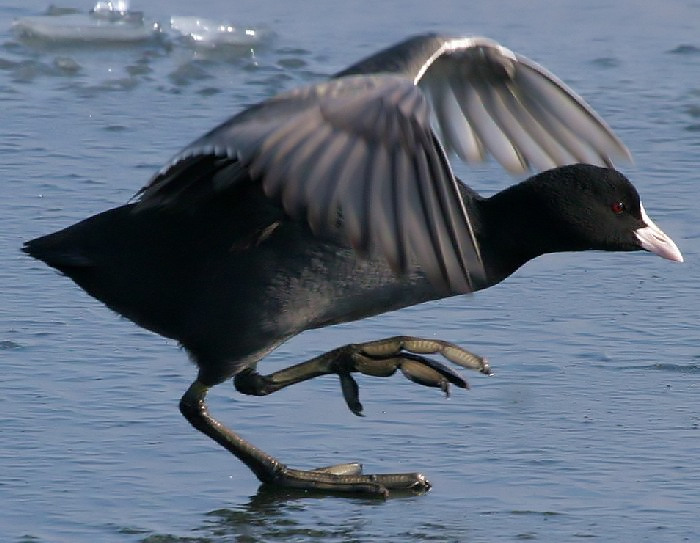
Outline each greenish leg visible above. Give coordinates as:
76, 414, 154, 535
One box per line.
181, 336, 490, 496
179, 380, 429, 497
234, 336, 491, 415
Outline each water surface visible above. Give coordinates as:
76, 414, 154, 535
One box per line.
2, 1, 699, 541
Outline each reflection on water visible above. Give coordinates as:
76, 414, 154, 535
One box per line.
135, 486, 582, 542
136, 486, 440, 542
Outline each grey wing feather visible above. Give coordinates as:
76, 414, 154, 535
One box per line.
254, 76, 483, 293
138, 74, 483, 294
136, 33, 631, 295
414, 36, 630, 171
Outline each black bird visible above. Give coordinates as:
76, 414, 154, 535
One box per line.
23, 34, 683, 496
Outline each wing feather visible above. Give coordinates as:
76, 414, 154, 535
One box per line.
135, 33, 631, 294
416, 36, 630, 170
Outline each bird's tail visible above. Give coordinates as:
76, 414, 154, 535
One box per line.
23, 229, 95, 272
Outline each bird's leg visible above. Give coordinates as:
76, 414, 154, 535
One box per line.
234, 336, 491, 415
179, 380, 430, 497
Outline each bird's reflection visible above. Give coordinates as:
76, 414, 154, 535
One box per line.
137, 484, 424, 542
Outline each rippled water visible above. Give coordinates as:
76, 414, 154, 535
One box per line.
2, 1, 699, 541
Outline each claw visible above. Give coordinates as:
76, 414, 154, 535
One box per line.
337, 338, 486, 409
399, 359, 452, 395
237, 335, 491, 418
339, 372, 364, 416
360, 336, 491, 375
400, 352, 468, 389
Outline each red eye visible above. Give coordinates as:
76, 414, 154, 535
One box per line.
611, 201, 625, 214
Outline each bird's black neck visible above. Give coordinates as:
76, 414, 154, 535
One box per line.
467, 176, 590, 289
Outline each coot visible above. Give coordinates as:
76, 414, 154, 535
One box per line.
24, 34, 683, 496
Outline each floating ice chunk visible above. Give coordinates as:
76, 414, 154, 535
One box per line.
170, 16, 266, 48
93, 1, 130, 16
13, 3, 160, 43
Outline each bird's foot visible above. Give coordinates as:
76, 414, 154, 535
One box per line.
332, 336, 491, 415
180, 381, 430, 498
234, 336, 491, 416
264, 462, 431, 497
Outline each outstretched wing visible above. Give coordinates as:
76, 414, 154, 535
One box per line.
339, 33, 630, 171
137, 33, 630, 294
140, 76, 480, 293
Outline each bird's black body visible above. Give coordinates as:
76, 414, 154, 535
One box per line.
25, 178, 436, 384
24, 165, 645, 385
22, 34, 682, 495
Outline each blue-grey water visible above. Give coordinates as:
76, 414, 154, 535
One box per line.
2, 0, 699, 541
